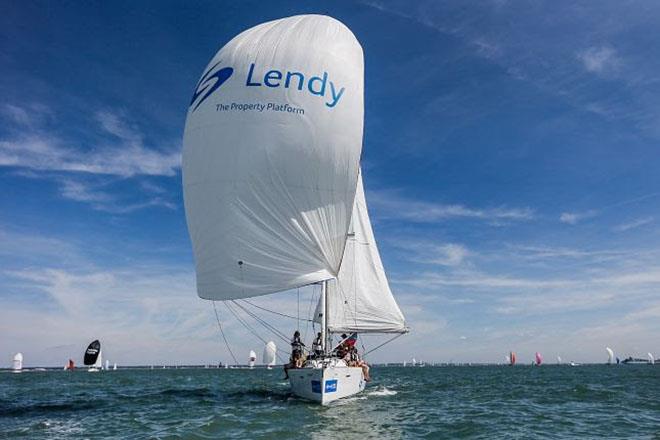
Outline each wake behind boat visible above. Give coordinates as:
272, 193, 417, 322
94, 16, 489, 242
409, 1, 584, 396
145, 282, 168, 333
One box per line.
182, 14, 408, 404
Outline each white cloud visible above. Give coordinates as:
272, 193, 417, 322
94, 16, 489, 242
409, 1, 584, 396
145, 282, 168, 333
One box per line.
577, 46, 621, 74
613, 216, 653, 232
559, 210, 598, 225
56, 177, 176, 213
369, 191, 534, 223
0, 106, 180, 177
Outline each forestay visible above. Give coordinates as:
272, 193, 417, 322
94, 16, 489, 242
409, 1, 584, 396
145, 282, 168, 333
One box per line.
315, 172, 407, 334
183, 15, 364, 300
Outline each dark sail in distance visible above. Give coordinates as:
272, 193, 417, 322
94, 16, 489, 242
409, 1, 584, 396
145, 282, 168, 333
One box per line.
84, 340, 101, 366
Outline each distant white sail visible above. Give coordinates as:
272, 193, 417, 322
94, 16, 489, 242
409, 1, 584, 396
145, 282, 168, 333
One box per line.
557, 356, 562, 364
606, 347, 614, 364
248, 350, 256, 368
183, 15, 364, 301
263, 341, 277, 367
105, 360, 110, 370
314, 172, 407, 333
648, 352, 655, 364
113, 363, 117, 371
12, 353, 23, 372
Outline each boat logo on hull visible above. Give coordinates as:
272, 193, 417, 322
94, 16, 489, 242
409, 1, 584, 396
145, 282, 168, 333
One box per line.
325, 380, 337, 393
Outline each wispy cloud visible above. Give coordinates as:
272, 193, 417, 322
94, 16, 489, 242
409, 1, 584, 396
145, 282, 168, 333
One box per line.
613, 216, 653, 232
0, 105, 180, 177
577, 46, 621, 75
57, 177, 176, 213
559, 210, 598, 225
370, 191, 534, 223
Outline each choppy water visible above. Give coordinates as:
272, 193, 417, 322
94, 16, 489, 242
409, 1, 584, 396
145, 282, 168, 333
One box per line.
1, 365, 659, 439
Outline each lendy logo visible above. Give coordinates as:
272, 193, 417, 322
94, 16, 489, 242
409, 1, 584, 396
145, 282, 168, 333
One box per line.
190, 61, 234, 111
245, 63, 345, 108
190, 61, 346, 111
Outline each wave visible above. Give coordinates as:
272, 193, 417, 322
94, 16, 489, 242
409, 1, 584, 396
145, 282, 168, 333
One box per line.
368, 386, 397, 397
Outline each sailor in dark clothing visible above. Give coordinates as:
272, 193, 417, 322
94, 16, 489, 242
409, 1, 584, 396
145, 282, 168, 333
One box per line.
311, 332, 323, 358
284, 330, 306, 379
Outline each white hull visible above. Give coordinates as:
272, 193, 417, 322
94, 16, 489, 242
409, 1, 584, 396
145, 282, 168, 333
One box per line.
289, 361, 366, 405
87, 367, 100, 372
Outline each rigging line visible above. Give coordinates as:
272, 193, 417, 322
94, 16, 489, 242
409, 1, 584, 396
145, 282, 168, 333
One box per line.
240, 299, 313, 322
233, 300, 290, 344
225, 301, 268, 346
228, 301, 291, 364
303, 283, 317, 341
362, 333, 405, 358
212, 301, 238, 366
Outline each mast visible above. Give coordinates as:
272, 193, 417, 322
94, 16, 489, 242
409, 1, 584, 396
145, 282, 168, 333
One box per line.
321, 280, 328, 354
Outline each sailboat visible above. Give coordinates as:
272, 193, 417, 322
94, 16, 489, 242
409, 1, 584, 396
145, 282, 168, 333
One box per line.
64, 359, 75, 370
182, 15, 407, 404
263, 341, 277, 369
557, 356, 562, 365
12, 353, 23, 373
535, 352, 543, 366
248, 350, 256, 369
648, 353, 655, 365
606, 347, 615, 365
113, 363, 117, 371
84, 340, 102, 372
509, 351, 516, 366
105, 359, 110, 371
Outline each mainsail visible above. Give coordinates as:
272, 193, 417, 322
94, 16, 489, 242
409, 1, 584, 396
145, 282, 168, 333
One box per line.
182, 15, 364, 300
535, 352, 543, 366
314, 172, 407, 333
84, 340, 101, 366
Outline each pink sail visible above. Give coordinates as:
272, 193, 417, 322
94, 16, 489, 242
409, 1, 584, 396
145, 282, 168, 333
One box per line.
535, 352, 543, 366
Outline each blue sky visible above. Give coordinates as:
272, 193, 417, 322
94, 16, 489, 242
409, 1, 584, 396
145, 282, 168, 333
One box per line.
2, 0, 660, 367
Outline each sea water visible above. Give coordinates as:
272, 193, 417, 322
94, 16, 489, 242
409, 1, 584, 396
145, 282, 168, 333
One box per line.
1, 365, 659, 439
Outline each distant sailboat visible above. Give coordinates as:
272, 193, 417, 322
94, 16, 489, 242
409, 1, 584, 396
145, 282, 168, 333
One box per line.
263, 341, 277, 369
606, 347, 615, 365
648, 353, 655, 365
509, 351, 516, 366
84, 340, 102, 372
403, 361, 407, 367
113, 363, 117, 371
412, 358, 417, 367
557, 356, 562, 364
12, 353, 23, 373
64, 359, 75, 370
105, 359, 110, 371
535, 352, 543, 366
248, 350, 256, 369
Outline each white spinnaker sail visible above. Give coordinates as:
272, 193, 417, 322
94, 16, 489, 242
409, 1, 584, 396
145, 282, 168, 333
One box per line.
606, 347, 614, 364
314, 172, 407, 333
649, 352, 655, 364
12, 353, 23, 371
263, 341, 277, 366
183, 15, 364, 300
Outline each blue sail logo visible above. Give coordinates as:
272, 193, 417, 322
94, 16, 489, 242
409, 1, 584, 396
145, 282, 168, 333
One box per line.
190, 61, 234, 111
